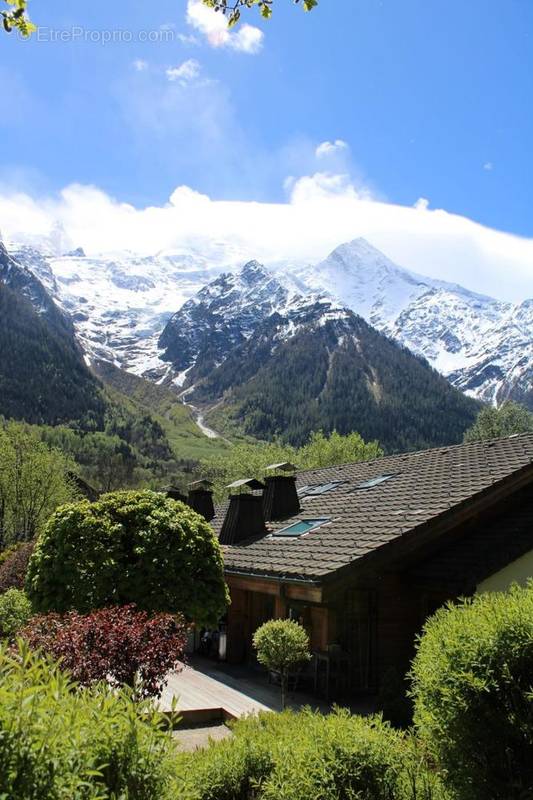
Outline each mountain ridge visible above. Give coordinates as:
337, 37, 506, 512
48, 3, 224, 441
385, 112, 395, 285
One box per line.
5, 234, 531, 412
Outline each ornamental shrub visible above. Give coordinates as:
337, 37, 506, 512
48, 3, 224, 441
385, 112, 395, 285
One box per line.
0, 641, 175, 800
410, 584, 533, 800
0, 589, 32, 640
253, 619, 310, 708
26, 490, 229, 624
0, 541, 34, 593
21, 604, 189, 699
173, 708, 448, 800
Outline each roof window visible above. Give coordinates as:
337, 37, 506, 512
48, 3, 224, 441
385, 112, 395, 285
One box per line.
352, 474, 396, 490
298, 481, 346, 498
273, 518, 330, 537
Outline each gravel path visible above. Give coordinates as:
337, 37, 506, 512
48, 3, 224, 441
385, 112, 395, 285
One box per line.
173, 723, 233, 752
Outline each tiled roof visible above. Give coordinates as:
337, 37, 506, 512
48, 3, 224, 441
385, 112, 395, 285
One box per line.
214, 433, 533, 582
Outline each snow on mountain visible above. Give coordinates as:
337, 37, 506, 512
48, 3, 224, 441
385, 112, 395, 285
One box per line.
9, 240, 249, 380
158, 260, 344, 389
6, 234, 531, 410
294, 238, 531, 409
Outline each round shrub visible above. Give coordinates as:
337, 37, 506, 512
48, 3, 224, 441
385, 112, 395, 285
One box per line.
0, 641, 175, 800
0, 541, 34, 593
0, 589, 32, 640
253, 619, 310, 708
173, 709, 448, 800
410, 584, 533, 800
26, 490, 229, 624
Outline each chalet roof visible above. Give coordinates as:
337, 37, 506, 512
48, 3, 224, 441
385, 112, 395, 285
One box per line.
214, 433, 533, 582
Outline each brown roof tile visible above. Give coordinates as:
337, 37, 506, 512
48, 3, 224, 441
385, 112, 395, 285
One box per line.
213, 433, 533, 582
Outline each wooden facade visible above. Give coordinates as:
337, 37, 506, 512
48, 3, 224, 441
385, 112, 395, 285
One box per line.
223, 478, 533, 697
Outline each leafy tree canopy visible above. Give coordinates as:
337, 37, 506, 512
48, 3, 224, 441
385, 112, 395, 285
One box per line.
0, 421, 77, 547
26, 490, 229, 625
3, 0, 316, 37
2, 0, 34, 35
203, 0, 317, 27
201, 429, 383, 500
463, 401, 533, 443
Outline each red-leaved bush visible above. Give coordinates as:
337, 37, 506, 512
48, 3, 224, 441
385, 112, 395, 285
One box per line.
21, 604, 189, 698
0, 542, 35, 594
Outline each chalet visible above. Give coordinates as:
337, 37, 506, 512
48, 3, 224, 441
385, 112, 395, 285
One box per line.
206, 433, 533, 696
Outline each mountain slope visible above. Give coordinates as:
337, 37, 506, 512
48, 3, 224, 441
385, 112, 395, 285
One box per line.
295, 238, 531, 408
159, 262, 480, 451
7, 236, 531, 413
0, 279, 105, 427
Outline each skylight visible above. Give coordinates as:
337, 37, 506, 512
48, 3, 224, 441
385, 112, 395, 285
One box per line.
273, 518, 331, 537
352, 474, 396, 490
298, 481, 346, 498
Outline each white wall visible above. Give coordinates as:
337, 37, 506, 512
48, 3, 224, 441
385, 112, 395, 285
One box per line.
477, 549, 533, 593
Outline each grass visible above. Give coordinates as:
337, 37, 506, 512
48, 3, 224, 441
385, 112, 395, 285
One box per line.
95, 361, 233, 462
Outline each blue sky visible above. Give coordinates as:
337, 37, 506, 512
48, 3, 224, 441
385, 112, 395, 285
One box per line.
0, 0, 532, 299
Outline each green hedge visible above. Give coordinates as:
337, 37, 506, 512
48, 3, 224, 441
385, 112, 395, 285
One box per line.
410, 584, 533, 800
172, 709, 448, 800
0, 642, 175, 800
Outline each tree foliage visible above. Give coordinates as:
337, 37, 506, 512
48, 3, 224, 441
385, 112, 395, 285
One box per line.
463, 400, 533, 442
202, 0, 317, 27
26, 490, 229, 625
0, 421, 77, 546
2, 0, 316, 37
201, 429, 383, 500
410, 583, 533, 800
0, 589, 32, 640
253, 619, 310, 708
21, 604, 189, 699
1, 0, 34, 35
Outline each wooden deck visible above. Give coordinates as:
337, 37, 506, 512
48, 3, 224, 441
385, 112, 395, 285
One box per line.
159, 657, 335, 723
160, 662, 271, 722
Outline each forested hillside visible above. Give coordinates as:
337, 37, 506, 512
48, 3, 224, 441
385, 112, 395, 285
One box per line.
0, 281, 105, 428
200, 312, 481, 452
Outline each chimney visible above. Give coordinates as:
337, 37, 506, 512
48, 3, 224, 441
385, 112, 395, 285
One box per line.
219, 479, 266, 546
165, 485, 187, 503
262, 462, 300, 521
187, 479, 215, 522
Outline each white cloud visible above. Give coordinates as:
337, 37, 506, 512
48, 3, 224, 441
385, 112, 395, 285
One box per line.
177, 32, 200, 45
315, 140, 349, 158
186, 0, 263, 53
132, 59, 148, 72
166, 59, 201, 84
484, 161, 494, 171
1, 172, 532, 303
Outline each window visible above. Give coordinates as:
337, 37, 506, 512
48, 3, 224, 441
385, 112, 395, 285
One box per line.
298, 481, 346, 498
352, 474, 396, 490
273, 518, 330, 537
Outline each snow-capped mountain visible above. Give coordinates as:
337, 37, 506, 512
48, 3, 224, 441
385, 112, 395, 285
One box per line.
158, 260, 339, 388
5, 234, 531, 410
293, 239, 531, 408
6, 238, 249, 379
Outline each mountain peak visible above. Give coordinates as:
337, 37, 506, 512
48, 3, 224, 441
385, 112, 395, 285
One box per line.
240, 259, 268, 283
